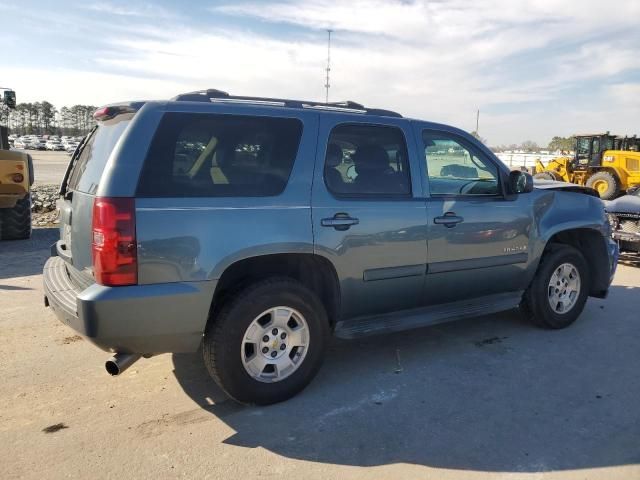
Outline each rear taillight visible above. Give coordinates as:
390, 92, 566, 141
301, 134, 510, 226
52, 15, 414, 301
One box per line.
92, 197, 137, 286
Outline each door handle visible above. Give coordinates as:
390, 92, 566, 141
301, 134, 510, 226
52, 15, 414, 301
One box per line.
321, 213, 359, 231
434, 212, 463, 228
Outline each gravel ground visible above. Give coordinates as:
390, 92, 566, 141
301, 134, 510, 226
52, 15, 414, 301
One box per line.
1, 229, 639, 480
30, 184, 60, 227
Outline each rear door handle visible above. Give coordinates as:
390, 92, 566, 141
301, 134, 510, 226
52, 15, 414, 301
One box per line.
321, 214, 359, 231
434, 212, 464, 228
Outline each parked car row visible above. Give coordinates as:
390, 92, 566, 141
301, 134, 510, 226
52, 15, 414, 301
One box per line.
9, 134, 82, 153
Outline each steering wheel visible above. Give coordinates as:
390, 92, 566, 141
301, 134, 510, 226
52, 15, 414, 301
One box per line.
459, 180, 477, 194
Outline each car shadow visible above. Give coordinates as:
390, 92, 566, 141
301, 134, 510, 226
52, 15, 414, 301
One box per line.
0, 227, 58, 280
173, 284, 640, 473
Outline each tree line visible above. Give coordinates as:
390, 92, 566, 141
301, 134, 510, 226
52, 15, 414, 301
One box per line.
490, 136, 575, 153
0, 101, 97, 136
0, 100, 578, 151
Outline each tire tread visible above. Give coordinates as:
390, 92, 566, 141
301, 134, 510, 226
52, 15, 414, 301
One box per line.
521, 243, 589, 329
203, 277, 328, 405
0, 196, 32, 240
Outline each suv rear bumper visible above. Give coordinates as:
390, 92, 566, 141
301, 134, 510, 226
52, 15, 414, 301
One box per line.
44, 256, 216, 354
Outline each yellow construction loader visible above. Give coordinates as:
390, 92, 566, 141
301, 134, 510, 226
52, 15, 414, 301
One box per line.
535, 133, 640, 200
0, 88, 33, 239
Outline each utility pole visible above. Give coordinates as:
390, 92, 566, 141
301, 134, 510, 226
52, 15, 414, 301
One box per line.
475, 109, 480, 134
325, 29, 332, 104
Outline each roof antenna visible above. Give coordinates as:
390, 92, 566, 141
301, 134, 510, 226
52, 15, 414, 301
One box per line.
325, 29, 332, 104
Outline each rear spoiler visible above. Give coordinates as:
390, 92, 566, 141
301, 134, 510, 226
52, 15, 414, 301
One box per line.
93, 101, 145, 121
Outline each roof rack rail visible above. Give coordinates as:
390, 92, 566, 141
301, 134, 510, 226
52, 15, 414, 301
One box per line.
170, 89, 402, 118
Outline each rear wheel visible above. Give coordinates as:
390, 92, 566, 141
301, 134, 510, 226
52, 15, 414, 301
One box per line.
0, 195, 32, 240
586, 171, 620, 200
521, 245, 589, 329
203, 278, 330, 405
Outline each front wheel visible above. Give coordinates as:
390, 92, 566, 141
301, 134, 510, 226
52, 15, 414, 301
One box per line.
203, 278, 330, 405
586, 171, 620, 200
521, 245, 589, 329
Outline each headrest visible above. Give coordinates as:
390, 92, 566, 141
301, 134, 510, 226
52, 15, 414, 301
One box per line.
353, 145, 389, 171
325, 143, 343, 168
423, 138, 436, 148
216, 144, 235, 168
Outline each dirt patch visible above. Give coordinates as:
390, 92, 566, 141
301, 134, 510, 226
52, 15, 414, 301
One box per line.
62, 335, 83, 344
135, 409, 213, 438
42, 423, 68, 434
474, 336, 508, 347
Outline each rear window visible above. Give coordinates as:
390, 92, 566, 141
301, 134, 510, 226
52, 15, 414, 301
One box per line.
136, 113, 303, 197
67, 114, 132, 194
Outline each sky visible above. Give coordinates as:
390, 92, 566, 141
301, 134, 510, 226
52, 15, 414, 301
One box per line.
2, 0, 640, 145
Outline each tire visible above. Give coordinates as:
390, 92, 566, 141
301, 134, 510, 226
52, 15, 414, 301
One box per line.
203, 278, 330, 405
534, 171, 561, 181
0, 195, 32, 240
586, 171, 620, 200
521, 244, 589, 329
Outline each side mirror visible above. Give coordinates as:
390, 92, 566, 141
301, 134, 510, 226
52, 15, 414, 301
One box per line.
3, 90, 16, 109
509, 170, 534, 194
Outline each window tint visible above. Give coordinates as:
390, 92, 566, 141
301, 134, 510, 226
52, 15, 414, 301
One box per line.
324, 124, 410, 196
422, 131, 500, 195
603, 136, 614, 151
577, 137, 590, 159
67, 114, 132, 194
137, 113, 303, 197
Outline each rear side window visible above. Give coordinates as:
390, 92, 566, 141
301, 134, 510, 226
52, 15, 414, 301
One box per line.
323, 123, 411, 197
137, 113, 303, 197
67, 114, 132, 194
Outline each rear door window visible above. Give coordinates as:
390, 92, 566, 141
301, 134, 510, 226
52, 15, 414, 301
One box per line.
323, 123, 411, 197
137, 113, 303, 197
67, 114, 132, 194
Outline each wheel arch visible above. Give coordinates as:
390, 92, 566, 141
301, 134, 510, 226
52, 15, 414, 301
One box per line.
541, 227, 611, 297
209, 252, 341, 328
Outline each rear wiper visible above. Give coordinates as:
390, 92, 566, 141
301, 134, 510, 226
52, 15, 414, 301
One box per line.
59, 126, 96, 198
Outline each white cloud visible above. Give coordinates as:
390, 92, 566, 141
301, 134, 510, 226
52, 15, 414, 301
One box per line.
7, 0, 640, 144
2, 67, 185, 107
83, 1, 176, 19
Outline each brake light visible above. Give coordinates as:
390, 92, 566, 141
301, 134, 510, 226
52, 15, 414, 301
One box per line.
92, 197, 137, 286
93, 107, 112, 121
93, 105, 134, 121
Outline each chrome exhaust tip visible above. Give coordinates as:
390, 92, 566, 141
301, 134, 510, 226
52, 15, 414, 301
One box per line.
105, 353, 141, 376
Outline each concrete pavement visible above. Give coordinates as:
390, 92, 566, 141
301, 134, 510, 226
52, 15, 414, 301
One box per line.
1, 228, 639, 479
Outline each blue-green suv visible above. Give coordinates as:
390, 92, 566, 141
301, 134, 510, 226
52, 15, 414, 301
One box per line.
44, 89, 618, 404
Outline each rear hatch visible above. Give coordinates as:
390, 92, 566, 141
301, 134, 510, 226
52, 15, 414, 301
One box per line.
57, 111, 135, 286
